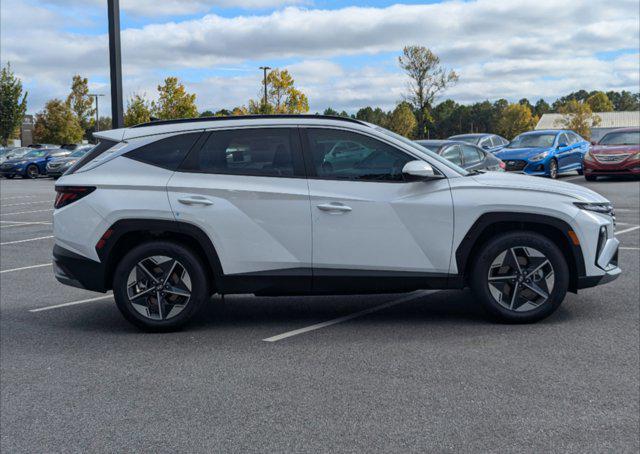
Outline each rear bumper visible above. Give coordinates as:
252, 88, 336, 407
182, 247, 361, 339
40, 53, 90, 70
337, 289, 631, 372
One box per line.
53, 244, 108, 292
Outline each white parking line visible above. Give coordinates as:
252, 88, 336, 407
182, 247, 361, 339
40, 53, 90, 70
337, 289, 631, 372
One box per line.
29, 294, 113, 312
0, 195, 38, 201
0, 263, 51, 274
0, 235, 54, 245
0, 208, 54, 216
563, 175, 584, 181
0, 221, 52, 229
619, 247, 639, 250
1, 200, 52, 207
615, 225, 640, 235
263, 290, 436, 342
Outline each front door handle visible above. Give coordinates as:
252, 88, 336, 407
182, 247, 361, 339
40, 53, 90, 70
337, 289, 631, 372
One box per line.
178, 196, 214, 206
317, 202, 352, 213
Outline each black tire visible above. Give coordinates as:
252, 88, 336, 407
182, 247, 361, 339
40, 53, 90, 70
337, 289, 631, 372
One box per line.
577, 168, 584, 175
548, 159, 558, 179
469, 231, 569, 324
585, 175, 597, 181
24, 164, 39, 179
112, 240, 209, 332
4, 174, 15, 179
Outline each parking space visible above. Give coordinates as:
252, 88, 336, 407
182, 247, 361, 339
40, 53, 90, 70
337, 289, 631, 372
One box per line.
1, 175, 638, 452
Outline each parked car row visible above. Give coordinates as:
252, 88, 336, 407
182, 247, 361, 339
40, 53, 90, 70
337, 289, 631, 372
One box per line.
419, 128, 639, 180
0, 144, 93, 179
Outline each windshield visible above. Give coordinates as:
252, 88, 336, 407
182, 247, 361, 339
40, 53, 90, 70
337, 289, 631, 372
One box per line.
506, 133, 556, 149
69, 147, 93, 158
23, 150, 47, 159
374, 126, 468, 176
598, 131, 640, 146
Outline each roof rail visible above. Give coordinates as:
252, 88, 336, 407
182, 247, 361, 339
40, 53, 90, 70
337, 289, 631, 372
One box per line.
131, 114, 367, 128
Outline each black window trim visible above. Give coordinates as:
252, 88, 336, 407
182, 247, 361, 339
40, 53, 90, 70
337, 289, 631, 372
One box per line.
299, 125, 446, 183
125, 131, 205, 171
177, 126, 307, 179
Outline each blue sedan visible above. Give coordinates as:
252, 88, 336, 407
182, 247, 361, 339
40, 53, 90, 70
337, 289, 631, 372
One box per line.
495, 130, 589, 179
0, 148, 70, 179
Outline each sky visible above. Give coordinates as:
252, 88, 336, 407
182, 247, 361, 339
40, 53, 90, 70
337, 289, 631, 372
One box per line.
1, 0, 639, 116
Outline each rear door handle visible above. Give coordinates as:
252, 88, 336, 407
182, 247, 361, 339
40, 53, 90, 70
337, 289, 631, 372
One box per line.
317, 202, 352, 213
178, 196, 214, 206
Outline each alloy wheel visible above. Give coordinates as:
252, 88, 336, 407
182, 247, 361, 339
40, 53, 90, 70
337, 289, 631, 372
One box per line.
549, 160, 558, 179
487, 246, 555, 312
126, 255, 192, 320
27, 165, 39, 179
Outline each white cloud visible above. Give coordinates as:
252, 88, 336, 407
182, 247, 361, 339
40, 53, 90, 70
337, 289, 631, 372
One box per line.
1, 0, 638, 114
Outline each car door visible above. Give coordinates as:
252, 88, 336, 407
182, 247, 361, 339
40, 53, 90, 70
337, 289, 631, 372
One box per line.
302, 127, 454, 290
555, 133, 574, 170
166, 127, 312, 285
460, 144, 486, 171
570, 132, 588, 168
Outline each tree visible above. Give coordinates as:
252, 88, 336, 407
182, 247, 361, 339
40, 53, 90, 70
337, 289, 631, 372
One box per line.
66, 75, 95, 138
534, 99, 550, 117
151, 77, 198, 120
355, 106, 388, 126
323, 107, 339, 116
231, 106, 248, 116
387, 102, 417, 138
552, 89, 591, 111
86, 116, 112, 139
555, 100, 601, 140
398, 45, 458, 139
606, 90, 639, 111
124, 93, 152, 126
33, 99, 83, 144
0, 63, 28, 146
254, 69, 309, 114
518, 98, 533, 112
586, 91, 614, 112
496, 103, 538, 139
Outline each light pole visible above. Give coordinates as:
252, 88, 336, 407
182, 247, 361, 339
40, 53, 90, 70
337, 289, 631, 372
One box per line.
258, 66, 270, 112
89, 93, 105, 139
107, 0, 123, 128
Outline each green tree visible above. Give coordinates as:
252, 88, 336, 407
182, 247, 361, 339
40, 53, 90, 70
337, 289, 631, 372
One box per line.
124, 93, 152, 126
496, 103, 538, 139
398, 45, 458, 139
387, 102, 417, 138
355, 106, 388, 126
0, 63, 28, 146
586, 91, 614, 112
534, 99, 550, 117
86, 116, 112, 140
606, 90, 639, 111
151, 77, 198, 120
518, 98, 533, 113
66, 75, 95, 138
323, 107, 339, 116
555, 99, 601, 140
33, 99, 83, 144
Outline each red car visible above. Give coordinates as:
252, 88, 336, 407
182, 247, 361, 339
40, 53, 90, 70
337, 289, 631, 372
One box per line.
583, 127, 640, 181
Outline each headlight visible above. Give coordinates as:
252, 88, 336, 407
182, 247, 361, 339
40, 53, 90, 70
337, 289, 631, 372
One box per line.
574, 202, 614, 215
633, 151, 640, 160
63, 160, 76, 168
529, 151, 549, 162
584, 151, 595, 162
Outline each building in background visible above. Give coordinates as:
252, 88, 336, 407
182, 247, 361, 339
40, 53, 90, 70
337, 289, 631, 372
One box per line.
536, 111, 640, 142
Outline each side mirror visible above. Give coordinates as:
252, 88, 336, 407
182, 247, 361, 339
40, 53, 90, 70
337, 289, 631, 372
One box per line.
481, 144, 490, 150
557, 142, 568, 149
590, 141, 597, 146
402, 160, 440, 179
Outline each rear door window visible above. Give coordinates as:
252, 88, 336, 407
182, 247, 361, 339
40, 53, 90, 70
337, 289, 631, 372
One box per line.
441, 145, 463, 166
460, 144, 483, 165
126, 133, 201, 170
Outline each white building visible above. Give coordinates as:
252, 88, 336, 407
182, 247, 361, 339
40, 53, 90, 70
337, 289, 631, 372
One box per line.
536, 111, 640, 141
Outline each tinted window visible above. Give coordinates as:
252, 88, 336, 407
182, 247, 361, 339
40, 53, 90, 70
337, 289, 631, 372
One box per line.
507, 134, 556, 148
182, 128, 300, 177
65, 139, 118, 174
127, 133, 200, 170
558, 133, 569, 146
306, 128, 413, 181
461, 144, 483, 164
441, 145, 463, 166
599, 130, 640, 145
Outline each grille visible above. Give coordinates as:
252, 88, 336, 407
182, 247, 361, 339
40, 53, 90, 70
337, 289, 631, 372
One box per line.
504, 160, 527, 171
594, 154, 630, 163
48, 163, 62, 169
1, 164, 13, 169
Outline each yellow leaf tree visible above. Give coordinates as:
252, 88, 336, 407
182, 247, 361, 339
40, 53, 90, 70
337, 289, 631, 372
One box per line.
124, 93, 152, 126
33, 99, 84, 144
387, 102, 417, 138
496, 103, 538, 139
151, 77, 198, 120
585, 91, 614, 113
555, 100, 601, 140
249, 69, 309, 114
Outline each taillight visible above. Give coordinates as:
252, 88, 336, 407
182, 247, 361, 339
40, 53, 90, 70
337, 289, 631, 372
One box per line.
499, 160, 506, 170
54, 186, 95, 209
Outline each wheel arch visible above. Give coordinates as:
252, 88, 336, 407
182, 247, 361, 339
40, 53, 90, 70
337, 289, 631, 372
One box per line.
456, 212, 586, 293
98, 219, 223, 293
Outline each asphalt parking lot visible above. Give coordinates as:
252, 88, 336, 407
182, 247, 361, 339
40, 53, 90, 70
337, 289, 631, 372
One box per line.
1, 175, 638, 453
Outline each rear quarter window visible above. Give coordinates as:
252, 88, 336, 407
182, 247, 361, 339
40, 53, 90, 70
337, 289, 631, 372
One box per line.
125, 133, 202, 170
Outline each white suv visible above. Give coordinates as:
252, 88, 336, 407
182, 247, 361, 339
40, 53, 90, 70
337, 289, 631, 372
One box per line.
53, 115, 620, 331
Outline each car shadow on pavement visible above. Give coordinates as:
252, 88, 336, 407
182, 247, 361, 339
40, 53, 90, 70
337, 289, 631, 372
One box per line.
39, 288, 575, 336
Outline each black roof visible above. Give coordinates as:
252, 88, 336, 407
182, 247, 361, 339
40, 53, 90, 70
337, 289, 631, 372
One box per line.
131, 114, 367, 129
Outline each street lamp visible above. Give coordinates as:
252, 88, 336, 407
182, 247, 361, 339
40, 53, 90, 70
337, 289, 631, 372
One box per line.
89, 93, 105, 139
258, 66, 271, 111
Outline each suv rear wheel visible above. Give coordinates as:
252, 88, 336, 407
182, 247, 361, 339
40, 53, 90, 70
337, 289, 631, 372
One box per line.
470, 231, 569, 323
112, 241, 209, 331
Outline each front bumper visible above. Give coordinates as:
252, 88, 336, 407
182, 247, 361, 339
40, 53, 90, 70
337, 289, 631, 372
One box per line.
577, 266, 621, 289
502, 159, 549, 176
0, 166, 24, 176
53, 244, 108, 292
583, 160, 640, 176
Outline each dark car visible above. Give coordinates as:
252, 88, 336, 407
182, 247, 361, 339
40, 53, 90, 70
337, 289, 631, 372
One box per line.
447, 133, 509, 153
415, 140, 505, 172
0, 148, 71, 179
583, 127, 640, 180
46, 146, 94, 178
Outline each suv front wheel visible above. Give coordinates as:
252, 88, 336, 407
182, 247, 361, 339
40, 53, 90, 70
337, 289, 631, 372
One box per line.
470, 231, 569, 323
112, 241, 209, 331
